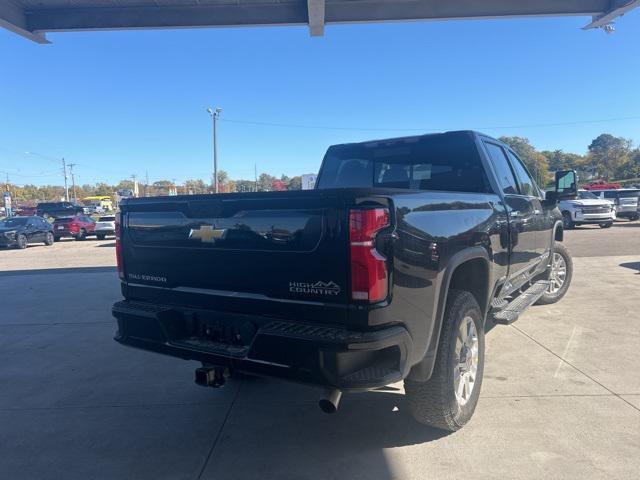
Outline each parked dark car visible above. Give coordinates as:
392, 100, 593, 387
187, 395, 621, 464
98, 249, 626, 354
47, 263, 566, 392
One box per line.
36, 201, 84, 219
112, 131, 577, 431
14, 206, 37, 216
0, 216, 54, 249
52, 215, 96, 241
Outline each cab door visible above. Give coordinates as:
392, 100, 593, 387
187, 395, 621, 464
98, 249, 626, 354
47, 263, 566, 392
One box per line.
483, 142, 541, 278
504, 149, 554, 261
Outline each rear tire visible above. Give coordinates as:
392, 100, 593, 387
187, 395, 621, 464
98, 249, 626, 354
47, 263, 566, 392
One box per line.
404, 290, 485, 431
76, 229, 86, 241
96, 233, 106, 240
44, 232, 54, 245
599, 222, 612, 228
535, 243, 573, 305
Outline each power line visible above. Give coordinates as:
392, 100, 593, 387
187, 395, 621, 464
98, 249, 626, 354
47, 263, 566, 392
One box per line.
219, 115, 640, 133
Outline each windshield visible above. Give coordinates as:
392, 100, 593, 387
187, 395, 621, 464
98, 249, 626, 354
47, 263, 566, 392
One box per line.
578, 191, 598, 199
316, 133, 491, 193
619, 190, 640, 198
0, 218, 28, 227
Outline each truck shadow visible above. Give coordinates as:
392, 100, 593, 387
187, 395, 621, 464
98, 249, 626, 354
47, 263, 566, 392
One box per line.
202, 378, 451, 479
619, 262, 640, 274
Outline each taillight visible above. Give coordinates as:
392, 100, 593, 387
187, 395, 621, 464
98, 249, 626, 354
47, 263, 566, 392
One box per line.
115, 212, 124, 279
349, 208, 390, 302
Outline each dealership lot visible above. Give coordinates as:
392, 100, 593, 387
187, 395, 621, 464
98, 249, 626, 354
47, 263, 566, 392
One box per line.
1, 225, 639, 479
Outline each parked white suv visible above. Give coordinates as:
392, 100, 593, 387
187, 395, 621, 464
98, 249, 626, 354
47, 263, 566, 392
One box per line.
94, 215, 116, 240
591, 189, 640, 221
559, 190, 615, 229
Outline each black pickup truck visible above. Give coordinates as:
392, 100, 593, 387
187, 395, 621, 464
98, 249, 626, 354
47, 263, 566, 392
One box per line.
112, 131, 577, 431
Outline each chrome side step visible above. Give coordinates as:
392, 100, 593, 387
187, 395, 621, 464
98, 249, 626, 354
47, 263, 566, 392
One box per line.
491, 281, 549, 325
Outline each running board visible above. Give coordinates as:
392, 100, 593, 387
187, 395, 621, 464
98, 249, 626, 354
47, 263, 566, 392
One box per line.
491, 281, 550, 325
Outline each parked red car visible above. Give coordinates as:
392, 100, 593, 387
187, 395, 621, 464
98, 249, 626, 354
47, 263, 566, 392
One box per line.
52, 215, 96, 241
583, 179, 621, 191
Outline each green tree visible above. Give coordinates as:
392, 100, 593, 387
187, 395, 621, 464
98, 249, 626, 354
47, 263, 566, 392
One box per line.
257, 173, 276, 192
499, 136, 550, 186
586, 134, 632, 180
288, 176, 302, 190
235, 180, 255, 192
184, 179, 207, 194
541, 150, 584, 171
617, 149, 640, 180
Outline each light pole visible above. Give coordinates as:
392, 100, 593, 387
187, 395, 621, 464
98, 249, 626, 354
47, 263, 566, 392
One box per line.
207, 107, 222, 193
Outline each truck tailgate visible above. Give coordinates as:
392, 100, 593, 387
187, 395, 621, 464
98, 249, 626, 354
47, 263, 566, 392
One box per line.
120, 191, 356, 322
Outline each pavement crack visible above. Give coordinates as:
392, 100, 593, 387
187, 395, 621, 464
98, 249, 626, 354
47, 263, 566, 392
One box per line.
197, 381, 243, 479
511, 324, 640, 414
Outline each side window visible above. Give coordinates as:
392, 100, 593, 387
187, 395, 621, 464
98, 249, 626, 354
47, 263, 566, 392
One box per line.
506, 151, 537, 197
484, 142, 518, 195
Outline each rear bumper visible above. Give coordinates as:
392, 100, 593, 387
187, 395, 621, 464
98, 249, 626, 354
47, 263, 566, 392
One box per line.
112, 300, 412, 391
53, 228, 78, 237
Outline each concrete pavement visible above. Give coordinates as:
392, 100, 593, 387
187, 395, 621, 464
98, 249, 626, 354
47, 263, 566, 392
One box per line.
1, 225, 639, 479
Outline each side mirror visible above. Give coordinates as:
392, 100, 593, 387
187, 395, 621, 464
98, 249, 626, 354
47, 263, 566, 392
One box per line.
553, 170, 578, 200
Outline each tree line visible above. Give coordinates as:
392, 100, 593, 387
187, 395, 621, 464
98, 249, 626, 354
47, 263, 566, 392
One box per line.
5, 132, 640, 203
500, 133, 640, 187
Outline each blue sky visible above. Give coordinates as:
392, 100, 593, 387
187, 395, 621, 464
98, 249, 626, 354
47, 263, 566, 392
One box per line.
1, 10, 639, 187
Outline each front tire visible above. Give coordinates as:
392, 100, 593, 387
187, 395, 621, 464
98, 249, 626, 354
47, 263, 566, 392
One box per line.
404, 290, 485, 431
535, 243, 573, 305
44, 232, 54, 245
599, 222, 613, 228
562, 211, 575, 230
16, 234, 28, 249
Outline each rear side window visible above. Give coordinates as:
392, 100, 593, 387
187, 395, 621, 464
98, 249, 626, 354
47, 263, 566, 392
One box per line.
317, 133, 491, 193
98, 216, 115, 222
506, 150, 538, 197
483, 142, 518, 195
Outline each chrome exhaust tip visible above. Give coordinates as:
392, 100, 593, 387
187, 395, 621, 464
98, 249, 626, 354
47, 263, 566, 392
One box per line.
318, 388, 342, 414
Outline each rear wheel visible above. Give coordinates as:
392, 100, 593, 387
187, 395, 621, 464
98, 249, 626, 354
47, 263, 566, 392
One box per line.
599, 222, 613, 228
96, 233, 106, 240
535, 243, 573, 305
562, 211, 574, 229
404, 290, 485, 431
76, 229, 86, 241
44, 232, 54, 245
16, 234, 28, 249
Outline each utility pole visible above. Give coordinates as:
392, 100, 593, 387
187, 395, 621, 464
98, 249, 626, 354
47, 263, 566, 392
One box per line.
145, 170, 149, 197
68, 163, 77, 203
62, 158, 69, 201
131, 174, 139, 197
254, 164, 258, 192
207, 107, 222, 193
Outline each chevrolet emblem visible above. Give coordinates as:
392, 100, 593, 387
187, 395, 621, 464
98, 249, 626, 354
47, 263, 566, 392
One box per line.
189, 225, 227, 243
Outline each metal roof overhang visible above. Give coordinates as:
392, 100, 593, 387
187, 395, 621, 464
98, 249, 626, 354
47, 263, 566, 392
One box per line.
2, 0, 639, 44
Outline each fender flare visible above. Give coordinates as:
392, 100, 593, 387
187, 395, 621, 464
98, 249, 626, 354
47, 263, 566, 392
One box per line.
407, 246, 492, 382
553, 220, 564, 242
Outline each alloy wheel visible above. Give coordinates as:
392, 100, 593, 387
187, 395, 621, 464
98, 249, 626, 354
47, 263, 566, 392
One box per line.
548, 252, 567, 294
454, 316, 479, 406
